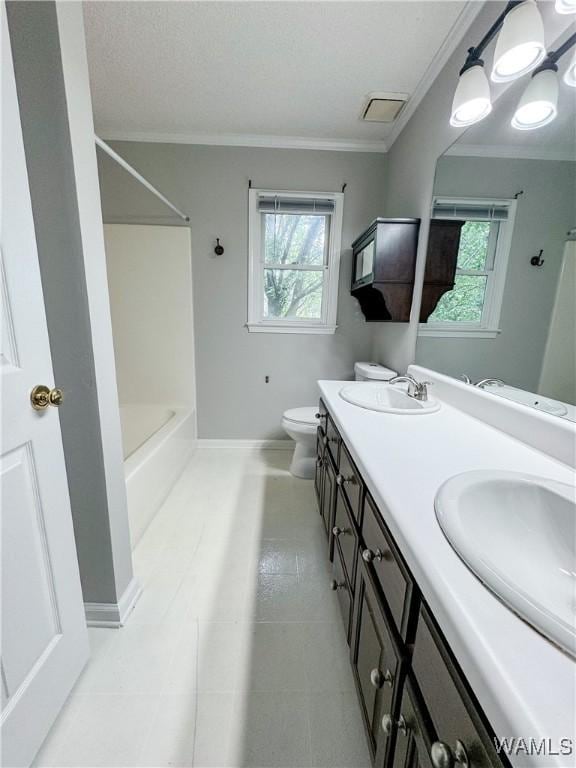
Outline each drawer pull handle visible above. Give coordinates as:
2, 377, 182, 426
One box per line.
315, 412, 327, 420
430, 740, 469, 768
381, 714, 408, 737
332, 525, 352, 537
362, 547, 383, 563
329, 579, 346, 591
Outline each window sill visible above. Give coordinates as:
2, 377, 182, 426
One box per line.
418, 326, 501, 339
246, 323, 337, 335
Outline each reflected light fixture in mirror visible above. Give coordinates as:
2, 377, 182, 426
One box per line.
491, 1, 546, 82
555, 0, 576, 13
512, 66, 559, 129
450, 61, 492, 127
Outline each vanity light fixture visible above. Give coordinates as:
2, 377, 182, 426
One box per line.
555, 0, 576, 14
450, 59, 492, 127
491, 0, 546, 82
511, 66, 559, 129
452, 6, 576, 129
511, 32, 576, 128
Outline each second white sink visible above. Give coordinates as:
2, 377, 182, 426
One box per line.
339, 382, 440, 414
435, 470, 576, 658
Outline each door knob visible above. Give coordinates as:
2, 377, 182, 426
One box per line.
31, 385, 64, 411
430, 740, 469, 768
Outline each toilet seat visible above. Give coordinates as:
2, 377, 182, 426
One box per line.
282, 407, 318, 426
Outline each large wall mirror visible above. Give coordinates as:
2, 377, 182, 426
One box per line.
416, 71, 576, 421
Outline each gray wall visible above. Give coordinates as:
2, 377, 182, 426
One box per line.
8, 1, 133, 605
416, 156, 576, 391
97, 143, 386, 438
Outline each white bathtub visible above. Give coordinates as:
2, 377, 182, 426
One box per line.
120, 405, 196, 547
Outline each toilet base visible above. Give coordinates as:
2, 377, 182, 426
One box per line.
289, 441, 316, 479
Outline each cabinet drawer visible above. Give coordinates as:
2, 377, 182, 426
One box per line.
412, 604, 506, 768
333, 487, 357, 590
336, 443, 362, 523
361, 493, 414, 640
331, 551, 351, 643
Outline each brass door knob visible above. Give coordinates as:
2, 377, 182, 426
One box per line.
31, 385, 64, 411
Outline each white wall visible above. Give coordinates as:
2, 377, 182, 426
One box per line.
104, 224, 196, 409
539, 241, 576, 404
97, 144, 386, 439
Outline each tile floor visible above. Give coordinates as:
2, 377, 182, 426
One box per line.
34, 446, 370, 768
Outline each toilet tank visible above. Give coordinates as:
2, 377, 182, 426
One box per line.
354, 362, 397, 382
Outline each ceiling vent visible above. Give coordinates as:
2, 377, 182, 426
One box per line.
360, 92, 408, 123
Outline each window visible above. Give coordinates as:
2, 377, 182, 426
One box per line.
419, 197, 517, 338
247, 189, 344, 333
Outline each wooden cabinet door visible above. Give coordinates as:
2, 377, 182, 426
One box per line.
390, 681, 434, 768
320, 456, 336, 547
314, 429, 324, 505
352, 561, 402, 762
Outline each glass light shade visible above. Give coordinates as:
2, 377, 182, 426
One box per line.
512, 68, 559, 129
555, 0, 576, 13
450, 64, 492, 127
491, 1, 546, 82
564, 50, 576, 86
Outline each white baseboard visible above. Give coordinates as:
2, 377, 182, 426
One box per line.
84, 577, 143, 628
197, 439, 293, 450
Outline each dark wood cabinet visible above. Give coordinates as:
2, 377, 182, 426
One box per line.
315, 402, 511, 768
352, 560, 404, 764
419, 219, 465, 323
351, 218, 420, 323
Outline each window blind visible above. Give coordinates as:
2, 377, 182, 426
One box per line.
257, 195, 335, 215
432, 200, 510, 221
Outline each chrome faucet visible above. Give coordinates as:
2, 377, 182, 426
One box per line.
475, 378, 505, 389
388, 374, 431, 402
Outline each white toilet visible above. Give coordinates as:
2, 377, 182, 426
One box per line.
281, 407, 319, 479
282, 362, 397, 479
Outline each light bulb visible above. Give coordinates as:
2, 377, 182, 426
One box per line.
492, 1, 546, 82
512, 68, 559, 129
555, 0, 576, 14
450, 63, 492, 127
564, 50, 576, 86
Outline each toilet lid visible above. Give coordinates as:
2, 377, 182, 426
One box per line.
283, 407, 319, 426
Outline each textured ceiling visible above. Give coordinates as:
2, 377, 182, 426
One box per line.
83, 1, 467, 146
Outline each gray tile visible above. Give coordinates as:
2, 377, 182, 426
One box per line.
308, 692, 371, 768
245, 623, 307, 691
258, 540, 299, 576
302, 623, 356, 693
238, 692, 311, 767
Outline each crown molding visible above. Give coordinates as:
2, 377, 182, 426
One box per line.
445, 143, 576, 162
96, 130, 388, 154
385, 1, 486, 149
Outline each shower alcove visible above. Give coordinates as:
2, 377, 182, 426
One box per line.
105, 224, 197, 546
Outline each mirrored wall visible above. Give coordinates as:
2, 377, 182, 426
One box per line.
416, 69, 576, 420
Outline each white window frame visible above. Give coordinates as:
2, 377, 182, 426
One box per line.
247, 188, 344, 334
418, 196, 517, 339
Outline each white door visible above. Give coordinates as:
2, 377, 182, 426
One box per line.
1, 8, 89, 767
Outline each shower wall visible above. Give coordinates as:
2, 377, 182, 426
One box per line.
104, 224, 196, 410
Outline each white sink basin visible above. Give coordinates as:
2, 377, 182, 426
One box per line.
435, 470, 576, 657
339, 383, 440, 415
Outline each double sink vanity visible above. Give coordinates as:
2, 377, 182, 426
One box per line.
314, 369, 575, 768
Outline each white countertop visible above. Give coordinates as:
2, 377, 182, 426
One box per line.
318, 380, 576, 768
